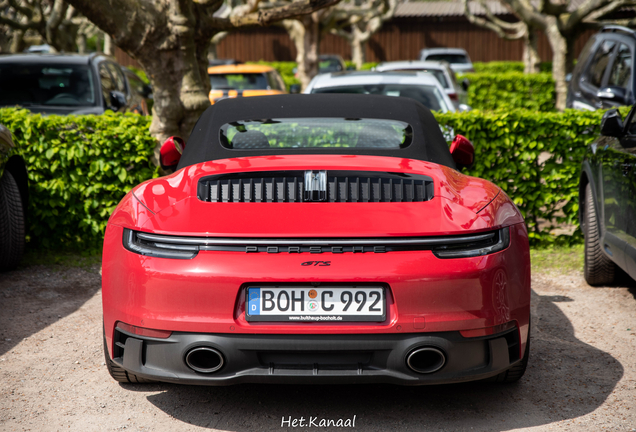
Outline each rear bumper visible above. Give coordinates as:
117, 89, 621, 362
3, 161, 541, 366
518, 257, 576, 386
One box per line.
111, 327, 523, 386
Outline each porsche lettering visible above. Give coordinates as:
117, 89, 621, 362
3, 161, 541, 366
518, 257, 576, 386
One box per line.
244, 246, 386, 253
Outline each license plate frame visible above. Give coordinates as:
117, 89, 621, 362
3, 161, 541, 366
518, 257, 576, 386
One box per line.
245, 286, 386, 322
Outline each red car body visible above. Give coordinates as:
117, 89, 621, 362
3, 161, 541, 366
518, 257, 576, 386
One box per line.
102, 95, 530, 385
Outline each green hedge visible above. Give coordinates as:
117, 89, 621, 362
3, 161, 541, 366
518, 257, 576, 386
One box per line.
473, 61, 552, 73
436, 109, 604, 245
247, 61, 299, 90
465, 72, 555, 112
474, 61, 525, 74
1, 108, 606, 249
0, 108, 158, 250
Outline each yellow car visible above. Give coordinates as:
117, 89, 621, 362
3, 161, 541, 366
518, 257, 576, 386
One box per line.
208, 64, 286, 104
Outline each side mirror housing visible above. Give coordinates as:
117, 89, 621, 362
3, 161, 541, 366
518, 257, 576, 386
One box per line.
600, 109, 625, 138
597, 86, 627, 105
109, 90, 127, 110
450, 134, 474, 170
160, 136, 185, 171
289, 84, 301, 94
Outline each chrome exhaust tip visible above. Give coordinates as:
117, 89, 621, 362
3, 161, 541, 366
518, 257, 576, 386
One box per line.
185, 347, 224, 373
406, 347, 446, 374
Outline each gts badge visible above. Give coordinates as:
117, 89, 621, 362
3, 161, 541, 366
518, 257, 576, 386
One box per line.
301, 261, 331, 266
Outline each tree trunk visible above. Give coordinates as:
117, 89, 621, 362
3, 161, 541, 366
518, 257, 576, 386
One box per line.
522, 27, 540, 74
304, 13, 320, 89
350, 26, 366, 70
95, 33, 102, 53
77, 32, 87, 54
10, 30, 25, 53
140, 22, 211, 162
208, 31, 228, 61
544, 17, 567, 111
104, 34, 114, 56
284, 15, 321, 91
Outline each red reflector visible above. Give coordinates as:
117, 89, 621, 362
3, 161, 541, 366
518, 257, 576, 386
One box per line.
448, 93, 458, 100
116, 322, 172, 339
460, 321, 516, 338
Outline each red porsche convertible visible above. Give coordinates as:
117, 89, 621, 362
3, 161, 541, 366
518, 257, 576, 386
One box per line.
102, 94, 530, 385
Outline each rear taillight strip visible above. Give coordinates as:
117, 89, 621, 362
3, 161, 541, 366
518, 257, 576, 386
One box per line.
135, 231, 496, 246
123, 229, 509, 258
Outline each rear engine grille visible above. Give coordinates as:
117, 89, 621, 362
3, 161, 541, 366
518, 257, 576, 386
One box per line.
197, 170, 434, 203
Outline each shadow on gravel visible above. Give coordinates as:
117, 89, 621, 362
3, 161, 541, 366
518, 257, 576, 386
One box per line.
0, 260, 101, 357
136, 289, 624, 432
616, 269, 636, 300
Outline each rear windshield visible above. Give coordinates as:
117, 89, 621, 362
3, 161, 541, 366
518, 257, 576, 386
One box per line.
319, 58, 344, 73
220, 118, 412, 150
209, 73, 268, 90
425, 54, 470, 64
313, 84, 450, 113
0, 63, 95, 107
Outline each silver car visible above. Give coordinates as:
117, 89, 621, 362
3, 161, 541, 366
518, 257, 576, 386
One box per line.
304, 71, 456, 114
375, 60, 470, 110
419, 48, 475, 75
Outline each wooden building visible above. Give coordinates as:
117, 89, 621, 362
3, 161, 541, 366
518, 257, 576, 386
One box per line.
116, 1, 625, 68
215, 1, 596, 63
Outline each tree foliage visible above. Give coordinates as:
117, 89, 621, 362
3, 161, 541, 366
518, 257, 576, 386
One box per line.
0, 0, 97, 53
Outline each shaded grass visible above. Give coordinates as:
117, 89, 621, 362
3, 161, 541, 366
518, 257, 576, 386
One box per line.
531, 244, 584, 275
20, 248, 102, 270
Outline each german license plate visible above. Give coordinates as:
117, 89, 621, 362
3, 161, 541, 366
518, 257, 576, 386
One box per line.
245, 286, 385, 322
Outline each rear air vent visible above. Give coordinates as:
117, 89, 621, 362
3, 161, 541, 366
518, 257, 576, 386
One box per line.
197, 170, 434, 203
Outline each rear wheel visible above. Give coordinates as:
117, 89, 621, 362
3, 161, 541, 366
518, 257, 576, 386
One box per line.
583, 183, 615, 286
103, 328, 154, 384
0, 170, 25, 271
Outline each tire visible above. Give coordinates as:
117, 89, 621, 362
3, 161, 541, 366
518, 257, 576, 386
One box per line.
583, 183, 615, 286
0, 170, 25, 271
103, 329, 154, 384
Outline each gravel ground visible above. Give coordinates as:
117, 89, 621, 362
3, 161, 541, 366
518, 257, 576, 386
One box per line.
0, 256, 635, 432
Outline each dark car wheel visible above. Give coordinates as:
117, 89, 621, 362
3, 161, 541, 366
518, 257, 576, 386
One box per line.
583, 183, 615, 286
103, 329, 155, 384
0, 170, 25, 271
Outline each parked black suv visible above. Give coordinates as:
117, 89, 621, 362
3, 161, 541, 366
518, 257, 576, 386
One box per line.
0, 123, 28, 271
580, 107, 636, 286
567, 26, 635, 111
0, 53, 149, 115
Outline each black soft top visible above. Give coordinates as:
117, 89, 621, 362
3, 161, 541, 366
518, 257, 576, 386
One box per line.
177, 94, 455, 169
